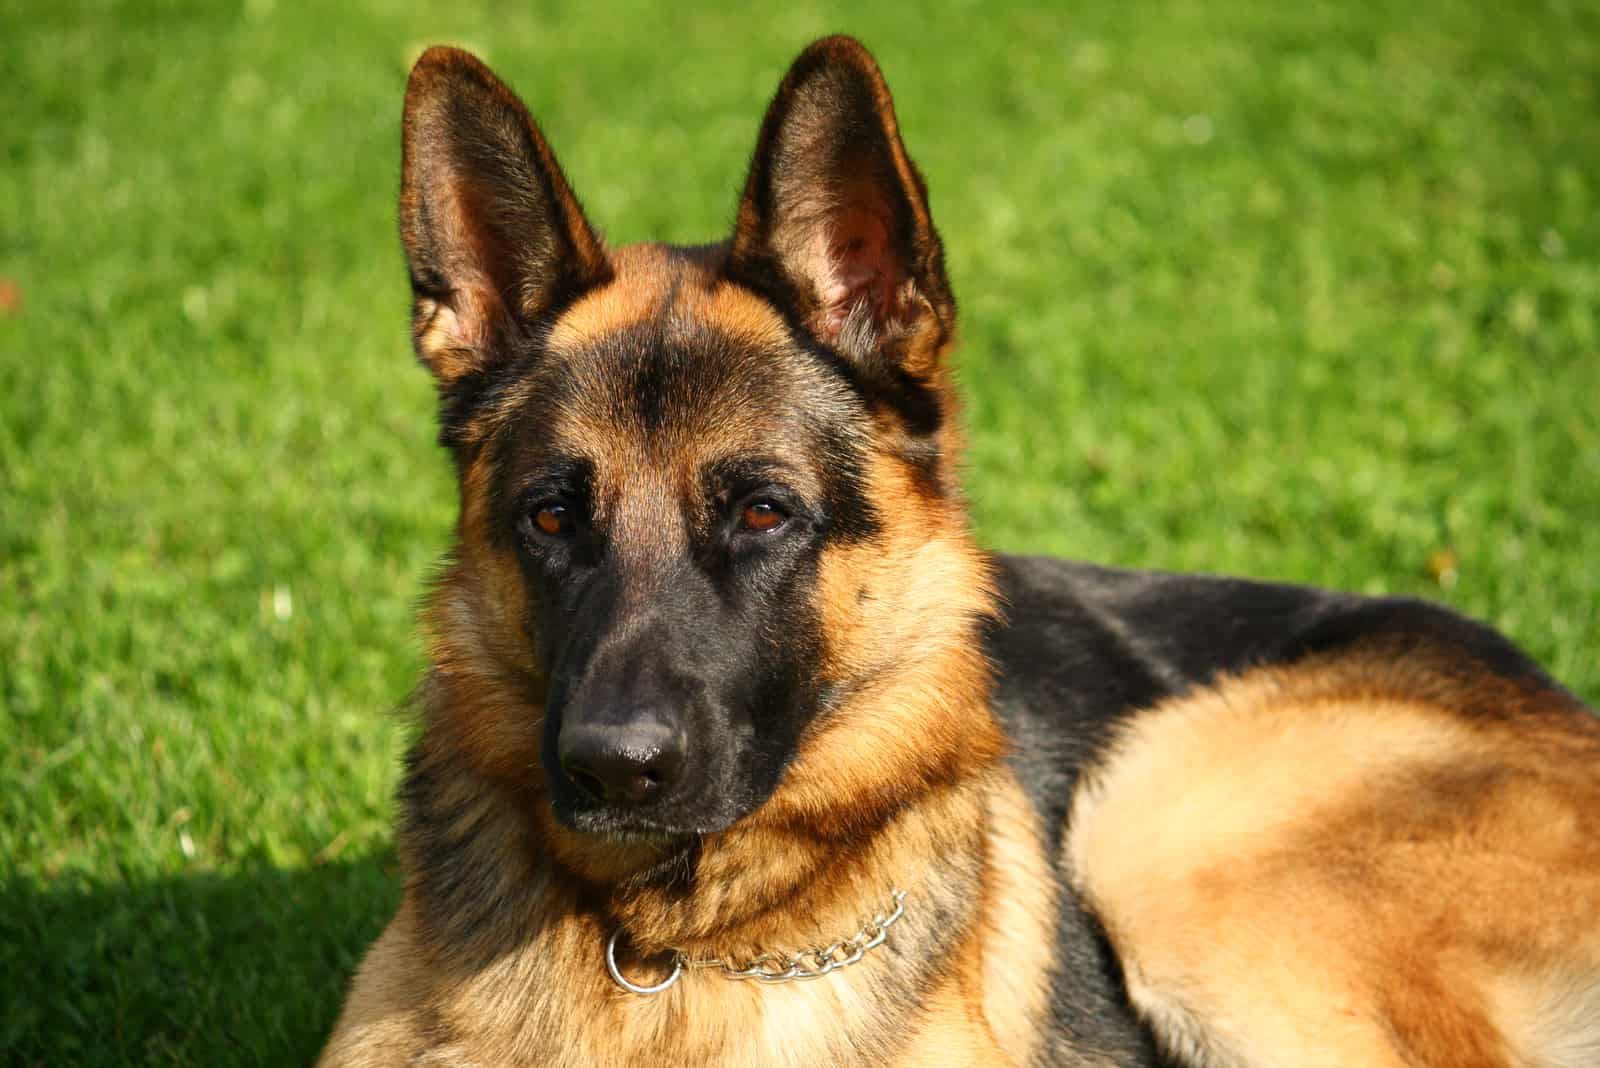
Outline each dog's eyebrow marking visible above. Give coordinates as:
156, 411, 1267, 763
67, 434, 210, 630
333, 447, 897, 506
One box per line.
509, 455, 595, 503
702, 455, 813, 496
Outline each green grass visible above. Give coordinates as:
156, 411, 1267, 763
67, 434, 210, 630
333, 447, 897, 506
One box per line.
4, 0, 1597, 1062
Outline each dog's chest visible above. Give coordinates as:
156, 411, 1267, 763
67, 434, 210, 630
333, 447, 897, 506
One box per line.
427, 957, 916, 1067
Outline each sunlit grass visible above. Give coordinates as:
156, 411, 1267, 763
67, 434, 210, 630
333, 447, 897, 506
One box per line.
3, 0, 1597, 1061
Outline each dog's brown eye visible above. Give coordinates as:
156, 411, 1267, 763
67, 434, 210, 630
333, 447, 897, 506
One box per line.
533, 503, 573, 538
740, 501, 785, 533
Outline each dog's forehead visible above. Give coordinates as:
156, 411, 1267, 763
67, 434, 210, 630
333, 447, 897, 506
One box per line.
518, 244, 857, 481
546, 244, 790, 359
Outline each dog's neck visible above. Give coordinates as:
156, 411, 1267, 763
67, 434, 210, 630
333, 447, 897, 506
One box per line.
400, 625, 1003, 971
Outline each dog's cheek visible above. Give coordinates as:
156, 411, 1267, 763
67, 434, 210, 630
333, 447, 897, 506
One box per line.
810, 452, 956, 683
763, 452, 1000, 823
424, 458, 548, 784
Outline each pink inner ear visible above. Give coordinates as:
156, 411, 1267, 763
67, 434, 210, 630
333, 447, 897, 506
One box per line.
810, 205, 900, 341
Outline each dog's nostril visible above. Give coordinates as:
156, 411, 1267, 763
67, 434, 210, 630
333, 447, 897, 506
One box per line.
558, 723, 682, 807
566, 766, 609, 803
563, 756, 665, 806
617, 769, 662, 805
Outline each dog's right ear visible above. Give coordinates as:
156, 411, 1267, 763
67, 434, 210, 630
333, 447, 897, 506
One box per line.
726, 37, 954, 382
399, 48, 610, 384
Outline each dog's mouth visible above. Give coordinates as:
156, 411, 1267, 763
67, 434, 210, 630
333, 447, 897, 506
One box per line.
558, 800, 725, 842
545, 806, 703, 886
568, 811, 688, 844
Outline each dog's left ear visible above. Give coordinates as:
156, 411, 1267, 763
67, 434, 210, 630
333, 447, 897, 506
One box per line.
399, 47, 611, 385
726, 37, 954, 379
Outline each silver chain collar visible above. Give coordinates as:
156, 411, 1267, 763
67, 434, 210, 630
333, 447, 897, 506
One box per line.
605, 889, 907, 995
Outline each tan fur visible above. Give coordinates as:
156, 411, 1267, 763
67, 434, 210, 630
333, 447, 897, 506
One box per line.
978, 769, 1060, 1065
546, 244, 791, 359
1485, 965, 1600, 1068
770, 451, 1004, 835
316, 903, 429, 1063
1069, 657, 1600, 1068
542, 244, 672, 356
412, 294, 491, 383
420, 452, 546, 786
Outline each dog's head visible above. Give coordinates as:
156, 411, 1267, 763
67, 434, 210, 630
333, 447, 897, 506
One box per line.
401, 37, 999, 882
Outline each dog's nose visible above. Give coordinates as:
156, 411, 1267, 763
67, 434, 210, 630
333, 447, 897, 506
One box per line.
558, 720, 684, 806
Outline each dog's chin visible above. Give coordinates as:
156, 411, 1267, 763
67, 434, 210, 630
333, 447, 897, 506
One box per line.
540, 815, 693, 887
545, 796, 768, 886
539, 769, 776, 883
549, 781, 765, 840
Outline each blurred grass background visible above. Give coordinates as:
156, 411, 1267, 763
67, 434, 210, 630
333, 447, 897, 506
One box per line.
3, 0, 1597, 1062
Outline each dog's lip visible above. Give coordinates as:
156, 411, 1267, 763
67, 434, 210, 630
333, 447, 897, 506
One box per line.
595, 824, 685, 846
550, 776, 764, 840
560, 807, 706, 842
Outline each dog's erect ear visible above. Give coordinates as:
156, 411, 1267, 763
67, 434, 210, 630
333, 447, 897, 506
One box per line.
400, 47, 610, 383
726, 37, 954, 379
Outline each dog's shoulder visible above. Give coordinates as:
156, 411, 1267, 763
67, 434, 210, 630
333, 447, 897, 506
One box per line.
988, 555, 1354, 712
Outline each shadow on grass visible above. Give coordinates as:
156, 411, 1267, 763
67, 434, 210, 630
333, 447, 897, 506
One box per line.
2, 852, 401, 1066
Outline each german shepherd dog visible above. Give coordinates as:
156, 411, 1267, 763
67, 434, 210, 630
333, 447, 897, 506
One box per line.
320, 36, 1600, 1067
